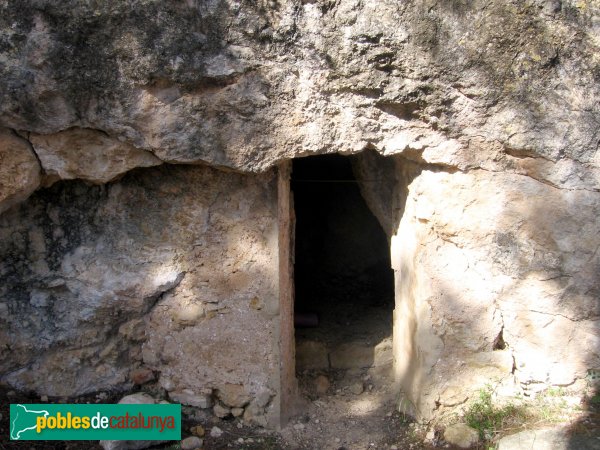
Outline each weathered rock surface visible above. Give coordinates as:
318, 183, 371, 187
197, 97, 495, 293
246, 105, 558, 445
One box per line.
0, 129, 41, 214
497, 426, 600, 450
0, 1, 598, 175
30, 128, 161, 185
393, 166, 600, 418
0, 0, 599, 430
0, 164, 280, 426
443, 423, 479, 449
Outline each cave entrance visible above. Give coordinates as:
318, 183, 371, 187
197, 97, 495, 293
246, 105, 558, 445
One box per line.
291, 153, 395, 385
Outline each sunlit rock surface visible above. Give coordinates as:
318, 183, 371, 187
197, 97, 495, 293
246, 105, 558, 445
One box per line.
392, 167, 600, 419
1, 1, 598, 173
0, 0, 599, 425
30, 128, 161, 185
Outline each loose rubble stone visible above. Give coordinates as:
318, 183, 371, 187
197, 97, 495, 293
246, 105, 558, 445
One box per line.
190, 425, 205, 437
181, 436, 203, 450
443, 424, 479, 449
213, 403, 231, 418
315, 375, 330, 395
100, 393, 166, 450
243, 402, 268, 427
170, 390, 213, 409
210, 426, 223, 438
349, 383, 364, 395
216, 384, 251, 408
118, 393, 156, 405
231, 407, 244, 417
425, 429, 435, 441
130, 368, 154, 385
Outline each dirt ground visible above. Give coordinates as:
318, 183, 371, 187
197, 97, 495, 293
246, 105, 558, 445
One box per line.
278, 366, 428, 450
3, 375, 600, 450
0, 366, 432, 450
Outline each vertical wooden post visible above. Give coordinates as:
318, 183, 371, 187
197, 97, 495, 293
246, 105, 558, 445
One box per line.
278, 160, 297, 427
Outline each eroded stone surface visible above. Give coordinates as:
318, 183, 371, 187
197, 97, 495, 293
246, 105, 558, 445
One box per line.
30, 128, 161, 185
0, 1, 597, 176
0, 129, 41, 214
443, 423, 479, 449
0, 164, 280, 426
497, 426, 600, 450
392, 166, 600, 419
0, 0, 598, 430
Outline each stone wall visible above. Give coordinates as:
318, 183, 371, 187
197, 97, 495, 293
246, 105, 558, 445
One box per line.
0, 164, 281, 427
392, 161, 600, 419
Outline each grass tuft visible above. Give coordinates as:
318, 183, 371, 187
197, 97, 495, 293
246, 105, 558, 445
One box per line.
464, 384, 529, 441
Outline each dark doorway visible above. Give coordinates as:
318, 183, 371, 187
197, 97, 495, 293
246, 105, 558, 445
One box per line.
292, 154, 395, 374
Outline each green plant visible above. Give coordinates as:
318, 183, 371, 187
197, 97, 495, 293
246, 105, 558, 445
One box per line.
161, 444, 181, 450
464, 384, 528, 440
545, 386, 565, 397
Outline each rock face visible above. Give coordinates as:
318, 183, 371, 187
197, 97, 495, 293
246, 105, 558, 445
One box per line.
392, 166, 600, 418
0, 164, 281, 426
30, 128, 161, 185
497, 426, 600, 450
0, 0, 599, 428
0, 129, 41, 214
0, 1, 598, 172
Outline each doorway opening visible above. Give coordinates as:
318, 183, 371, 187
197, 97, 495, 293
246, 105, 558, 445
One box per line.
292, 153, 395, 379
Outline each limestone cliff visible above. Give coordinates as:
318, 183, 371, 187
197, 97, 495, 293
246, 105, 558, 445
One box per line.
0, 0, 599, 425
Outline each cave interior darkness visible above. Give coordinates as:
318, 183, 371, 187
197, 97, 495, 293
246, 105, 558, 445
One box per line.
292, 154, 395, 372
